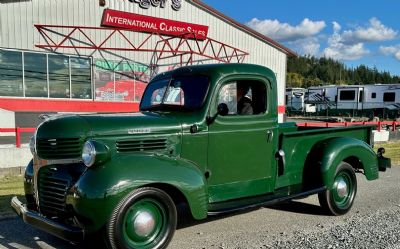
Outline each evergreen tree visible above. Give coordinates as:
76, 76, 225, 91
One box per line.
287, 56, 399, 88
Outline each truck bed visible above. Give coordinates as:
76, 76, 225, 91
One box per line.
276, 122, 374, 189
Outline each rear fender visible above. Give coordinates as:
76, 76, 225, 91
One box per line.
303, 137, 378, 189
311, 137, 378, 190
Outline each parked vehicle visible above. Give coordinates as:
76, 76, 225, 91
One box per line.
285, 88, 308, 114
289, 84, 400, 118
12, 64, 390, 249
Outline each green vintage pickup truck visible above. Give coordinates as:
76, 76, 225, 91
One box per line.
12, 64, 390, 249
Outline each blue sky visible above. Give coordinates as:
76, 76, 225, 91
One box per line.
202, 0, 400, 76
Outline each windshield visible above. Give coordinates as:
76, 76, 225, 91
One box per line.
140, 75, 209, 111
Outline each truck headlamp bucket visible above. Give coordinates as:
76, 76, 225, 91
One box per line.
82, 140, 109, 167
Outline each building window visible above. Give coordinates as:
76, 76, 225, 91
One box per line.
48, 54, 70, 98
0, 50, 23, 96
371, 92, 376, 99
24, 52, 48, 97
383, 92, 395, 102
0, 48, 92, 100
339, 90, 356, 101
71, 57, 92, 99
94, 59, 149, 102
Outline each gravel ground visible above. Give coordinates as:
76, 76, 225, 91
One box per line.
1, 167, 399, 249
264, 208, 400, 249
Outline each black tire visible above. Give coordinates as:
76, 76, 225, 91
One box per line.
107, 187, 177, 249
318, 162, 357, 216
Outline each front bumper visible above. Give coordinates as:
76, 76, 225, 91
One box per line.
11, 196, 84, 243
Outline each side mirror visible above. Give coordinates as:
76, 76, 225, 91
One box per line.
217, 103, 229, 116
207, 103, 229, 125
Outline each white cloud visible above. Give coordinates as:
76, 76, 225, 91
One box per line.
380, 45, 400, 61
379, 45, 399, 55
288, 37, 321, 56
324, 43, 369, 61
333, 21, 341, 33
246, 18, 326, 42
323, 22, 369, 61
342, 18, 397, 44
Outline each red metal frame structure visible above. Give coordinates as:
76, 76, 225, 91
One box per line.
34, 24, 249, 76
0, 128, 36, 148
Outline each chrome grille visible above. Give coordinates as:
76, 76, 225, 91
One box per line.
36, 138, 81, 159
116, 138, 167, 153
38, 171, 69, 217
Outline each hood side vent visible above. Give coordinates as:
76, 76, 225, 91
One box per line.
116, 138, 168, 153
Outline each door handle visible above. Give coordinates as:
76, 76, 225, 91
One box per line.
266, 130, 274, 142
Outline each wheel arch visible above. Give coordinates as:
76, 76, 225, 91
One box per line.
143, 182, 195, 220
71, 154, 208, 233
342, 156, 364, 171
304, 137, 378, 190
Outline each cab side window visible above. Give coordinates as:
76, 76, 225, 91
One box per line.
217, 80, 267, 115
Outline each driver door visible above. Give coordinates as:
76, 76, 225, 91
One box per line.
207, 77, 277, 203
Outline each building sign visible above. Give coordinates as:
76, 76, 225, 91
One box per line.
95, 59, 148, 72
101, 9, 208, 40
128, 0, 182, 11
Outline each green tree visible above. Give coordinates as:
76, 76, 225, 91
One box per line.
287, 56, 399, 86
287, 72, 304, 88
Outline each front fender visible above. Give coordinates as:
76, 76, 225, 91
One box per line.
68, 154, 208, 232
319, 137, 378, 189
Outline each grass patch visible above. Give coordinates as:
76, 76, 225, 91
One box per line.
375, 140, 400, 166
0, 174, 24, 219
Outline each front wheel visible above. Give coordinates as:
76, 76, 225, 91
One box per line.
107, 187, 177, 249
318, 162, 357, 215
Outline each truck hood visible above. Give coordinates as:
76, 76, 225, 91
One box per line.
82, 112, 182, 137
36, 112, 182, 139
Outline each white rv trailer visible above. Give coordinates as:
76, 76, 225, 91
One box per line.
288, 84, 400, 118
286, 88, 306, 113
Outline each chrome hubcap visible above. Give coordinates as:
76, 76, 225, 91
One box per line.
336, 179, 348, 198
133, 211, 156, 237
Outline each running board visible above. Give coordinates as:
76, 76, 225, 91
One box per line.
207, 187, 326, 216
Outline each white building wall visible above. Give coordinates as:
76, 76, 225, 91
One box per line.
0, 0, 288, 121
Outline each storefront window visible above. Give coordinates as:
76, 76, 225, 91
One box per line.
0, 50, 23, 96
48, 54, 70, 98
0, 49, 154, 103
71, 57, 92, 99
94, 59, 149, 102
95, 67, 115, 101
24, 52, 47, 97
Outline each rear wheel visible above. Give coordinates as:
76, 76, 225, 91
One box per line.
318, 162, 357, 215
107, 187, 177, 249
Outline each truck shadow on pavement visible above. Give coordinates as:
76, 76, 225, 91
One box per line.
0, 217, 77, 249
177, 200, 327, 229
267, 200, 327, 216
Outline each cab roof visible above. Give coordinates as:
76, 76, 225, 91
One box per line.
152, 63, 277, 88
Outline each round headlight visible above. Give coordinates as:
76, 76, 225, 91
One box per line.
29, 135, 36, 155
82, 140, 96, 167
